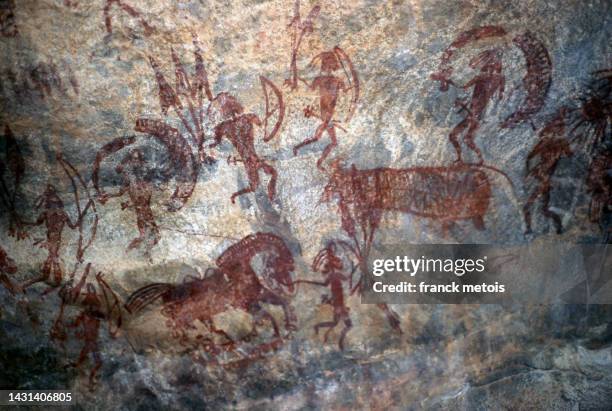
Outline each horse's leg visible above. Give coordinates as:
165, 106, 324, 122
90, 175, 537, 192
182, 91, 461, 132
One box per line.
251, 307, 280, 338
261, 292, 297, 331
204, 319, 235, 347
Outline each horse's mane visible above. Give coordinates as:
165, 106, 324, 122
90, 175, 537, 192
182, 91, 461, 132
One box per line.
216, 232, 292, 269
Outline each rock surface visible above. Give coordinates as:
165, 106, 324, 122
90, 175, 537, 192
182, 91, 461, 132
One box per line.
0, 0, 611, 409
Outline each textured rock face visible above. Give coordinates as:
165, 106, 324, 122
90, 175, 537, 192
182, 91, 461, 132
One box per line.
0, 0, 611, 409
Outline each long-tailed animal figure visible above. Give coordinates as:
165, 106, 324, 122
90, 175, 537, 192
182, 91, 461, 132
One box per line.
50, 263, 122, 391
322, 160, 517, 331
0, 246, 20, 295
293, 242, 353, 350
125, 233, 296, 356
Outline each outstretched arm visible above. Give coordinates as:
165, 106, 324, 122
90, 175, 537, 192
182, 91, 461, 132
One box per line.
98, 184, 127, 204
292, 279, 329, 287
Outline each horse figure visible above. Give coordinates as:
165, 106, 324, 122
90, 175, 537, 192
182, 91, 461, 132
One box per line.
125, 233, 296, 348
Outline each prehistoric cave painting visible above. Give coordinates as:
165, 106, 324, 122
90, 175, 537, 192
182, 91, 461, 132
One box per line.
0, 246, 21, 295
293, 241, 354, 350
447, 48, 505, 164
0, 125, 27, 239
568, 69, 611, 150
0, 60, 79, 104
521, 69, 611, 237
500, 32, 553, 129
523, 108, 573, 235
22, 155, 97, 290
432, 27, 552, 162
568, 69, 612, 238
50, 263, 122, 391
292, 47, 360, 169
321, 160, 517, 330
103, 0, 154, 37
208, 77, 285, 203
284, 0, 321, 91
95, 147, 160, 256
125, 233, 296, 365
285, 2, 359, 169
0, 0, 18, 37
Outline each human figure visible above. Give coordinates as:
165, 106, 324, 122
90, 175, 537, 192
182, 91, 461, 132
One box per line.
293, 242, 353, 350
293, 51, 351, 169
22, 184, 79, 289
52, 265, 120, 392
448, 48, 505, 163
99, 149, 160, 255
523, 109, 573, 234
68, 291, 103, 391
209, 93, 278, 203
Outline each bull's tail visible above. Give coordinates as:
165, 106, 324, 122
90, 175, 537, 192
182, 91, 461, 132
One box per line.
472, 163, 525, 232
125, 283, 173, 314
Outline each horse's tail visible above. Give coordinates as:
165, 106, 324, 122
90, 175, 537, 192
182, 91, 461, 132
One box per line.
125, 283, 173, 314
472, 163, 525, 232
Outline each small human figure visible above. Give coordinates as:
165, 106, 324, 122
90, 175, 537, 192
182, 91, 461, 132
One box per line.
523, 109, 573, 234
448, 48, 505, 163
98, 149, 160, 255
51, 265, 121, 391
22, 184, 80, 289
293, 242, 352, 350
209, 93, 278, 203
293, 50, 352, 169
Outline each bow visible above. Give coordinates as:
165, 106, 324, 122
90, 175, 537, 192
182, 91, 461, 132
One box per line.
57, 155, 98, 265
333, 46, 360, 123
260, 76, 285, 142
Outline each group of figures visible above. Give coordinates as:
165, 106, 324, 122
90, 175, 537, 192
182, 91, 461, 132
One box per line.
0, 0, 610, 392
